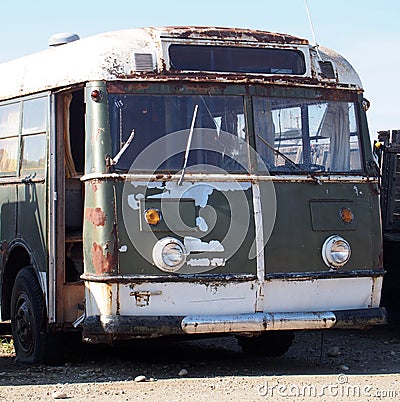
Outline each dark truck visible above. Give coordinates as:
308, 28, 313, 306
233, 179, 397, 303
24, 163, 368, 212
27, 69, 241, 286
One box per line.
375, 129, 400, 322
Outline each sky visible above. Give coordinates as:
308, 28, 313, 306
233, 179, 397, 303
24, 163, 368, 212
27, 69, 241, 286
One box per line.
1, 0, 399, 138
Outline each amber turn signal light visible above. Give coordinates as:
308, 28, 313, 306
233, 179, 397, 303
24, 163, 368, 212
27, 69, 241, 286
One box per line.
144, 208, 161, 225
339, 207, 354, 224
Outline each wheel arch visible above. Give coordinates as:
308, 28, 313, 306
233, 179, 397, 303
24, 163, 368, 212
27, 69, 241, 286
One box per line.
1, 241, 45, 321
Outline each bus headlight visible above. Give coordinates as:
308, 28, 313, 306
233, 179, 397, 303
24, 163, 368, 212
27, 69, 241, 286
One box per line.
152, 237, 187, 272
322, 235, 351, 268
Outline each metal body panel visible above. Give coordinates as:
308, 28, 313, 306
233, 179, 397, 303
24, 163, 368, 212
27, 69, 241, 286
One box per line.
17, 182, 48, 273
115, 178, 257, 276
85, 280, 258, 317
263, 276, 383, 312
263, 181, 381, 274
0, 184, 17, 265
84, 276, 383, 318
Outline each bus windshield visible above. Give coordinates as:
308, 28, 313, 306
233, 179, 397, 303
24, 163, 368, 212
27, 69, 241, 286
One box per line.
254, 98, 362, 173
109, 94, 247, 173
109, 93, 362, 174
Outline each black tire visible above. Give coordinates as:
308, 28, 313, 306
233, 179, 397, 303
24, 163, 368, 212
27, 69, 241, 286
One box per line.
11, 267, 49, 364
236, 331, 295, 357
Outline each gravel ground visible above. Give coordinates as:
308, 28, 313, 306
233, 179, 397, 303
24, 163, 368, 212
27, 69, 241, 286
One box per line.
0, 325, 399, 401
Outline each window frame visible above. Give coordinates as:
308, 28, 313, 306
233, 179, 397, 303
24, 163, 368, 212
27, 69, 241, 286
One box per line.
0, 93, 49, 178
106, 82, 367, 176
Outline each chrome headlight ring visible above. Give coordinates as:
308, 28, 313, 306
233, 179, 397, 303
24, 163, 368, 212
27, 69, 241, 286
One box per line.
322, 235, 351, 269
152, 237, 187, 272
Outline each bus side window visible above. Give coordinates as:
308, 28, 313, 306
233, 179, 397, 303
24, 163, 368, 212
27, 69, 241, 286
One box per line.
0, 103, 19, 175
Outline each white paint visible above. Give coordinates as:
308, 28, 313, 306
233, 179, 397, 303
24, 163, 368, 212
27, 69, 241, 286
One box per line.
251, 182, 265, 312
187, 258, 226, 267
127, 193, 144, 210
371, 276, 384, 307
0, 27, 363, 103
263, 276, 381, 313
84, 276, 382, 319
130, 181, 251, 208
353, 185, 363, 196
85, 280, 257, 316
210, 258, 225, 267
196, 216, 208, 232
187, 258, 210, 267
184, 236, 224, 253
0, 28, 158, 101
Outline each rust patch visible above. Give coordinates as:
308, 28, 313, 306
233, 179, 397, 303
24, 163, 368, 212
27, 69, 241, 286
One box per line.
92, 127, 105, 143
90, 180, 100, 192
158, 26, 308, 45
85, 207, 107, 226
91, 242, 117, 274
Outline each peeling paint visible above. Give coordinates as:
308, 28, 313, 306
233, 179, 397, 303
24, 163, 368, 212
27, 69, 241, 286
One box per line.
129, 181, 251, 208
91, 242, 117, 274
119, 245, 128, 252
187, 258, 226, 267
184, 236, 224, 253
127, 193, 145, 210
353, 185, 363, 196
196, 217, 208, 232
85, 207, 107, 226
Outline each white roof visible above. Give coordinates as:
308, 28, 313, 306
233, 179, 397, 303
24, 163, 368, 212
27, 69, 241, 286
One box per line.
0, 27, 362, 101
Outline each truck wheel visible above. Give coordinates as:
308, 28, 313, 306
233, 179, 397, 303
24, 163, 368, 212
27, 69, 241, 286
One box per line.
11, 267, 48, 363
236, 331, 294, 357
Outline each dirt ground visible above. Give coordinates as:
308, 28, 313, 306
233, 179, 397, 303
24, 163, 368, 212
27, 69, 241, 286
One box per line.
0, 325, 399, 401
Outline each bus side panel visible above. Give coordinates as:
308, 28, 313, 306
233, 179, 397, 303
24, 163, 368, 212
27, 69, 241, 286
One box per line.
17, 183, 47, 274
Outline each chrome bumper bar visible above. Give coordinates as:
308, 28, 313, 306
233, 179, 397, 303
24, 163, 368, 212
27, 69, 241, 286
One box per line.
181, 308, 387, 334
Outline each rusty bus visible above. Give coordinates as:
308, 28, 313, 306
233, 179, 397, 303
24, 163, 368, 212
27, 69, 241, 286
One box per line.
0, 27, 386, 363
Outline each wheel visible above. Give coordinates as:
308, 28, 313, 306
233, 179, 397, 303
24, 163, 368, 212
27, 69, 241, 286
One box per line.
236, 331, 294, 357
11, 267, 49, 363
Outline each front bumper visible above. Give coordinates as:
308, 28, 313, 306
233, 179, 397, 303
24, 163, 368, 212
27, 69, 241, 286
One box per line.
181, 307, 387, 334
82, 307, 387, 343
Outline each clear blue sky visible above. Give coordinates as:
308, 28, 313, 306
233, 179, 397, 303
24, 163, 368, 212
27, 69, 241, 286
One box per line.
1, 0, 399, 137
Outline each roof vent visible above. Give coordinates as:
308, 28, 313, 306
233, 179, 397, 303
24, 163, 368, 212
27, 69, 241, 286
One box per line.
318, 60, 336, 80
49, 33, 80, 47
133, 53, 156, 72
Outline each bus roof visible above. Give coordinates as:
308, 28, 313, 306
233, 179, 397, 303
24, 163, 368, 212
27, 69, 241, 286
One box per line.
0, 26, 362, 101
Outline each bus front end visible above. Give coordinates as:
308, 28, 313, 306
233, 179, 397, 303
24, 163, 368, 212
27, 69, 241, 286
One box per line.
80, 28, 386, 355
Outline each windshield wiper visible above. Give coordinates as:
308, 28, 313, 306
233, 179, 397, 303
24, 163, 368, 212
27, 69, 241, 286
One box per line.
256, 134, 321, 184
178, 104, 199, 186
110, 129, 136, 166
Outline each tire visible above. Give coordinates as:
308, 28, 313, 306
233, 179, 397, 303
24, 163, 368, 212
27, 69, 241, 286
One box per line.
11, 267, 49, 364
236, 331, 295, 357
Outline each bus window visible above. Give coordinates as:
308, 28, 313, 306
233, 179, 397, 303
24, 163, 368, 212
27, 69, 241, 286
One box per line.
254, 98, 362, 173
0, 102, 19, 137
0, 137, 18, 174
0, 103, 19, 175
109, 94, 248, 173
20, 134, 47, 175
22, 97, 47, 134
169, 45, 306, 75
